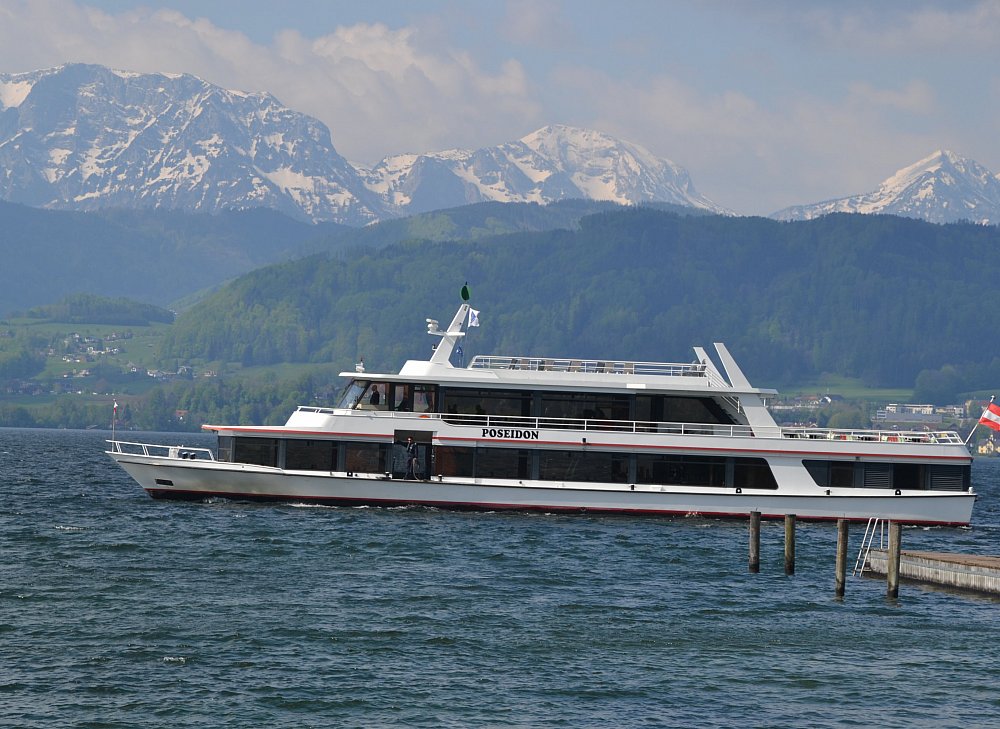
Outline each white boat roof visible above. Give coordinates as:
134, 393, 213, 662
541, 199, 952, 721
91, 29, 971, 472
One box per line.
339, 301, 777, 397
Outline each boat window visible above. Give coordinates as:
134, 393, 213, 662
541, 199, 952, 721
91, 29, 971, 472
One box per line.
389, 439, 431, 479
436, 446, 475, 477
539, 450, 629, 483
539, 392, 630, 423
217, 436, 233, 462
390, 383, 437, 413
927, 464, 969, 491
812, 460, 854, 488
338, 380, 368, 409
893, 463, 922, 490
636, 453, 727, 487
830, 462, 854, 488
476, 448, 531, 479
636, 395, 735, 425
233, 437, 279, 468
354, 383, 387, 411
413, 385, 437, 413
863, 463, 892, 489
345, 442, 387, 474
286, 439, 338, 471
804, 460, 969, 492
733, 458, 778, 490
441, 388, 531, 418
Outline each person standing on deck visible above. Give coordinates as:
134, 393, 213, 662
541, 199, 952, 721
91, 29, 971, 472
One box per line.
405, 437, 418, 479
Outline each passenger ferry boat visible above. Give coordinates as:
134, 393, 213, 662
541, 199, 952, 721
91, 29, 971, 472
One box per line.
108, 299, 976, 525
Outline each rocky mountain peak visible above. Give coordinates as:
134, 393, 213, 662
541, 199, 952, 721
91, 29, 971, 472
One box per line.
772, 149, 1000, 225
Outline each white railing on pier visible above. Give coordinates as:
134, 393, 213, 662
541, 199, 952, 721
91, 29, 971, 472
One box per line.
107, 439, 216, 460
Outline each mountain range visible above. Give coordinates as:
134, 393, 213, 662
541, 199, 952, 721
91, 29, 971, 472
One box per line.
1, 63, 998, 225
0, 64, 725, 224
771, 150, 1000, 224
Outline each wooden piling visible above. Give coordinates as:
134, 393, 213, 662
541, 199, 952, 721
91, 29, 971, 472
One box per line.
835, 519, 849, 598
748, 511, 761, 573
887, 521, 902, 598
784, 514, 796, 575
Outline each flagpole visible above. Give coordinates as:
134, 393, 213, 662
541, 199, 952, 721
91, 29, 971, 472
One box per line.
965, 394, 995, 445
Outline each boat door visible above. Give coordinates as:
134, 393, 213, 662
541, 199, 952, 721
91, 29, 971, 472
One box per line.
392, 429, 434, 480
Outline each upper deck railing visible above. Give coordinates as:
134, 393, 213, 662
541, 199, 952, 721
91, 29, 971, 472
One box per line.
293, 407, 965, 444
468, 355, 731, 388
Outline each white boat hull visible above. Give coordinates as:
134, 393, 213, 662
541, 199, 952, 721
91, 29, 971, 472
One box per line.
110, 452, 976, 525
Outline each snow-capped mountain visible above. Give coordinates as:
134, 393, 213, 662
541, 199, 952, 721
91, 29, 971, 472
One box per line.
0, 64, 725, 224
772, 151, 1000, 225
361, 125, 728, 215
0, 63, 385, 224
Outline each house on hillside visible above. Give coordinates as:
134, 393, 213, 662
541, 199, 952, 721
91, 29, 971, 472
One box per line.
978, 436, 997, 456
875, 403, 942, 425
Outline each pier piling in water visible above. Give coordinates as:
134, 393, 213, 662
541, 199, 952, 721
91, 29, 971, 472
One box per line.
835, 519, 849, 597
784, 514, 796, 575
748, 511, 761, 573
887, 521, 902, 598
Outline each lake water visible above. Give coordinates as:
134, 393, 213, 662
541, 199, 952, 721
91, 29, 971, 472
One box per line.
3, 428, 999, 728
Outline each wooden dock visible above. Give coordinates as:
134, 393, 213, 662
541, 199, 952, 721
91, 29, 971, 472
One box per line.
865, 549, 1000, 596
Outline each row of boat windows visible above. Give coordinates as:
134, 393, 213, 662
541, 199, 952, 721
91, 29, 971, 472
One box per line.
340, 381, 736, 425
803, 460, 970, 492
219, 437, 970, 491
219, 435, 777, 488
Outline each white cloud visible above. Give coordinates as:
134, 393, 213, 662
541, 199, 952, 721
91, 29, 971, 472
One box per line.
771, 0, 1000, 53
500, 0, 573, 46
554, 65, 946, 214
0, 0, 995, 214
0, 0, 541, 164
846, 80, 935, 114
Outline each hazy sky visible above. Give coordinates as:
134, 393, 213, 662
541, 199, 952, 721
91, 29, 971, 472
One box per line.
1, 0, 997, 215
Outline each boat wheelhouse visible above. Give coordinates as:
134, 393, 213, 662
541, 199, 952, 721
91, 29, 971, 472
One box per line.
108, 300, 976, 525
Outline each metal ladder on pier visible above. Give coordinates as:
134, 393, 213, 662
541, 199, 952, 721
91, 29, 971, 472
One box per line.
853, 518, 887, 577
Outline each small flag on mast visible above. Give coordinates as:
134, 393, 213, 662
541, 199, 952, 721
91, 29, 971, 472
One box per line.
979, 400, 1000, 432
468, 308, 480, 327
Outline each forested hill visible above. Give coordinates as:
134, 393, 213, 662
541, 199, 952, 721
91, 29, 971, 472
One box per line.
307, 199, 712, 249
0, 198, 686, 317
157, 209, 1000, 390
0, 201, 345, 315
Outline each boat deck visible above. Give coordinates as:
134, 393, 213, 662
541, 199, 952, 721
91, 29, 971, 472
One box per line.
292, 407, 965, 444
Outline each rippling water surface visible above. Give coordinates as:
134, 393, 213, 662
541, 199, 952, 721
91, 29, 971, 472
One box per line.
3, 428, 1000, 728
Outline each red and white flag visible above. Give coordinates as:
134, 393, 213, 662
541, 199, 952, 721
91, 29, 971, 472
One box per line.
979, 401, 1000, 432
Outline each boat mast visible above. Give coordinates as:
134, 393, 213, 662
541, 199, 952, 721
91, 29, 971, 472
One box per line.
713, 342, 778, 431
427, 302, 470, 366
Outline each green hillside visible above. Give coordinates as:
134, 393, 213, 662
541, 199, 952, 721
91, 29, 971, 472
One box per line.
5, 206, 1000, 430
158, 208, 1000, 393
0, 198, 647, 318
0, 202, 345, 316
299, 199, 710, 251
